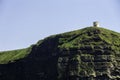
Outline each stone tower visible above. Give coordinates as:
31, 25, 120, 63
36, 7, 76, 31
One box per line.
93, 21, 99, 27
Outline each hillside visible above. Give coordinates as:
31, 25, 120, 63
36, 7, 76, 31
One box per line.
0, 48, 31, 64
0, 26, 120, 80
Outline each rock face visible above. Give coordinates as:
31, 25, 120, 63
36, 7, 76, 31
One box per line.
0, 27, 120, 80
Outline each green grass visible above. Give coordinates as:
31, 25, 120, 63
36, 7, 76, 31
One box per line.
57, 27, 120, 51
0, 48, 31, 64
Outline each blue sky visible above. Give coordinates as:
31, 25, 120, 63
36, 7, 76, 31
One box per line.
0, 0, 120, 51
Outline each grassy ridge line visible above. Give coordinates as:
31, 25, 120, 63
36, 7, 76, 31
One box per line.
0, 27, 120, 64
58, 27, 120, 49
0, 48, 31, 64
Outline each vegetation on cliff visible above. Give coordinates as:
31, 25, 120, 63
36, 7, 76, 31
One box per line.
0, 26, 120, 80
0, 48, 31, 64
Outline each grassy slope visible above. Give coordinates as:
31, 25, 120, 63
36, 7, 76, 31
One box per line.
0, 27, 120, 64
58, 27, 120, 50
0, 48, 31, 64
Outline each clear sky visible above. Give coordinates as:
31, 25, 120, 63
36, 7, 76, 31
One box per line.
0, 0, 120, 51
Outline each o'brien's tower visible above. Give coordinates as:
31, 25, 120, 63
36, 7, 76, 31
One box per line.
93, 21, 99, 27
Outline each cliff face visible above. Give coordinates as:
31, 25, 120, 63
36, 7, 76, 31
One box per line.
0, 27, 120, 80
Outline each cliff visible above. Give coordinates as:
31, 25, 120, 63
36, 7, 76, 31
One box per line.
0, 27, 120, 80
